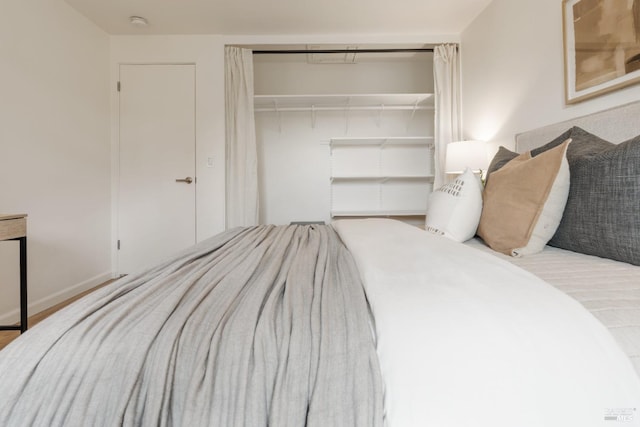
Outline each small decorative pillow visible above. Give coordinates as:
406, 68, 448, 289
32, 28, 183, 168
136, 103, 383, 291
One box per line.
477, 139, 571, 256
425, 168, 483, 242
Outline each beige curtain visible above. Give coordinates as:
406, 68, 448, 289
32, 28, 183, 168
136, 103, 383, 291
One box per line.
433, 44, 462, 189
225, 47, 259, 228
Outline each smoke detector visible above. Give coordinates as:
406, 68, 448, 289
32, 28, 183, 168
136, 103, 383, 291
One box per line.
129, 16, 148, 27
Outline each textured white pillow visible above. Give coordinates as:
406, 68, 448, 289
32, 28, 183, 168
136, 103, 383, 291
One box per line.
425, 168, 483, 242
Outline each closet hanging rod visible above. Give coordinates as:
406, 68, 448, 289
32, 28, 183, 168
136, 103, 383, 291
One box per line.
252, 48, 435, 55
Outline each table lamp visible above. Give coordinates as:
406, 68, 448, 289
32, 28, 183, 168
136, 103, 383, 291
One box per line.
445, 140, 489, 176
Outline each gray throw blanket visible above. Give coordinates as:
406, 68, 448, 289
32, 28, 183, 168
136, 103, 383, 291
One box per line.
0, 225, 383, 426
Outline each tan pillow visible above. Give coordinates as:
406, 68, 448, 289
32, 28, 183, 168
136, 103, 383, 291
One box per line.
477, 139, 571, 256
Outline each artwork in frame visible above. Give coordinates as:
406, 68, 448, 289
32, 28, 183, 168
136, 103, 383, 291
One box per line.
563, 0, 640, 104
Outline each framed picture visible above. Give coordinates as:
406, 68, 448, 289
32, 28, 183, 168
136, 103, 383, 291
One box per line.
563, 0, 640, 104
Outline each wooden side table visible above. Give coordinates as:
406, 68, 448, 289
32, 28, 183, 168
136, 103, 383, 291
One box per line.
0, 214, 28, 333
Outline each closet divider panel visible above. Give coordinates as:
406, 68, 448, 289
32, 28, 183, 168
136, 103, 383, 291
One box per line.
331, 180, 381, 216
331, 145, 380, 178
380, 179, 432, 214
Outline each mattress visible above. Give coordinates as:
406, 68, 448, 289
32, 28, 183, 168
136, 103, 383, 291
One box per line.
467, 238, 640, 374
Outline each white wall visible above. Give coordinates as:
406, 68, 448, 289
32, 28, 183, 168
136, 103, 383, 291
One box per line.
0, 0, 111, 322
254, 56, 434, 94
461, 0, 640, 152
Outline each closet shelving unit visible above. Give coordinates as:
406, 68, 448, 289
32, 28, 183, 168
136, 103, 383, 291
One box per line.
253, 91, 435, 221
329, 136, 435, 218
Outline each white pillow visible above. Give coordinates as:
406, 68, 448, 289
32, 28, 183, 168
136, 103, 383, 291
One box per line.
425, 168, 483, 242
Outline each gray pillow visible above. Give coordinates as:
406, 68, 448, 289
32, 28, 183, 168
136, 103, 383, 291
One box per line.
530, 126, 611, 158
484, 127, 640, 265
550, 135, 640, 265
485, 146, 519, 185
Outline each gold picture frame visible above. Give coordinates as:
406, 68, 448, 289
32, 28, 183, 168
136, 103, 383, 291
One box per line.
563, 0, 640, 104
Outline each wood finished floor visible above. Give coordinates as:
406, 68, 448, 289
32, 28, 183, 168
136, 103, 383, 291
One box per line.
0, 279, 115, 351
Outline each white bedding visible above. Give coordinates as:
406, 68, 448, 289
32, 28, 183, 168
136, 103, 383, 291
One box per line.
333, 218, 640, 427
467, 237, 640, 375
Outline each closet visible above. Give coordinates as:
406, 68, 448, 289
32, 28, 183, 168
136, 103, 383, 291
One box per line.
253, 46, 435, 225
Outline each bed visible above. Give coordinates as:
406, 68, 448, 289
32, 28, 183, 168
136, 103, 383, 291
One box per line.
476, 100, 640, 375
1, 103, 640, 427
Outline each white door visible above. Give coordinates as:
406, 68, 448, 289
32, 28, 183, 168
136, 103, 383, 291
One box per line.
118, 64, 196, 274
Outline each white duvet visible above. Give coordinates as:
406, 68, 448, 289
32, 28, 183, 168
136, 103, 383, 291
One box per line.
333, 218, 640, 427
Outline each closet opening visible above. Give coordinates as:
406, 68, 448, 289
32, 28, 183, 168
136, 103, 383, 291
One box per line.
250, 44, 436, 226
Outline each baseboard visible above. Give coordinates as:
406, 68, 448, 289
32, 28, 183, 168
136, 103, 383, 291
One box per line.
0, 270, 114, 325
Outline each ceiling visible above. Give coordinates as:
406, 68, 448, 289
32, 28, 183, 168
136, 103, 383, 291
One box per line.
63, 0, 493, 35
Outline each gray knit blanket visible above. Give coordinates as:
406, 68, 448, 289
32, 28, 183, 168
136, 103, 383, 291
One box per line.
0, 225, 383, 426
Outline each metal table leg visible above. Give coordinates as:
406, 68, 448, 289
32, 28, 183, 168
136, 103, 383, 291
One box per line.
0, 236, 28, 333
19, 236, 27, 333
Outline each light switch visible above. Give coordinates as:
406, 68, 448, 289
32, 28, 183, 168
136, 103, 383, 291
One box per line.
207, 157, 214, 168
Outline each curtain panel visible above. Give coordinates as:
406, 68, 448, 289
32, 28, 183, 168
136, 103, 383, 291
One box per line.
433, 44, 462, 190
225, 47, 259, 228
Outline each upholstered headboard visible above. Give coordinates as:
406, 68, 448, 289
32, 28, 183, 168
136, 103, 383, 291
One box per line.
515, 101, 640, 153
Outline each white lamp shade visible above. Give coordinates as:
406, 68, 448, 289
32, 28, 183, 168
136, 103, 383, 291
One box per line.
445, 140, 488, 174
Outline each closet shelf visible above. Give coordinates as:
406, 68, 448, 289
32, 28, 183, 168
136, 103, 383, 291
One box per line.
329, 134, 434, 218
254, 93, 434, 112
329, 136, 434, 147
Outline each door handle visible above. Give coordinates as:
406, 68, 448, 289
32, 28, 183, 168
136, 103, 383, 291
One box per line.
175, 177, 193, 184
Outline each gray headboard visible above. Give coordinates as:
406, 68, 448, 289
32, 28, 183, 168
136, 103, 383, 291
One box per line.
516, 101, 640, 153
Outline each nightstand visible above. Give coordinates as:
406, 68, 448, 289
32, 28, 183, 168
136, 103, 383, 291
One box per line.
0, 214, 28, 333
